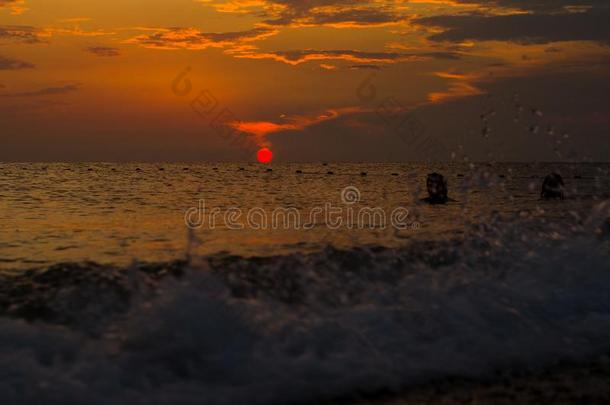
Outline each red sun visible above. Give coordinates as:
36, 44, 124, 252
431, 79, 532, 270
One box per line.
257, 148, 273, 164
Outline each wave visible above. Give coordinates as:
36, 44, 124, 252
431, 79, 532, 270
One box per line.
0, 203, 609, 404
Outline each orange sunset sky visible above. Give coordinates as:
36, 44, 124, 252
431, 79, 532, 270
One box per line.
1, 0, 609, 162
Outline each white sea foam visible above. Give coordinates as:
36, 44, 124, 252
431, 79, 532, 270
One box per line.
0, 207, 609, 404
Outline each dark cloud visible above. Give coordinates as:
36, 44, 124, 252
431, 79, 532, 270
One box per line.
128, 27, 276, 50
0, 54, 34, 70
451, 0, 608, 13
302, 7, 401, 26
128, 22, 460, 66
235, 48, 461, 65
421, 51, 462, 60
0, 25, 42, 44
417, 8, 610, 44
349, 64, 383, 70
279, 49, 403, 62
201, 27, 276, 42
210, 0, 405, 27
263, 3, 404, 27
1, 83, 81, 97
85, 46, 121, 57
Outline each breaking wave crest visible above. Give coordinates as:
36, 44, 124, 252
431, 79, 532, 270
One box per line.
1, 203, 610, 404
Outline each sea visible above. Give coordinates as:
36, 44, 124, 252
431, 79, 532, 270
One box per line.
0, 162, 609, 404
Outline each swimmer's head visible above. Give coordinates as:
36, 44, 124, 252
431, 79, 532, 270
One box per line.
426, 173, 448, 201
541, 173, 565, 200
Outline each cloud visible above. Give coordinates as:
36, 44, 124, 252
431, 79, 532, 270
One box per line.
0, 0, 26, 15
0, 83, 81, 97
233, 120, 300, 138
0, 0, 17, 7
232, 107, 364, 146
234, 49, 405, 64
126, 22, 461, 66
416, 8, 610, 44
0, 24, 114, 45
349, 64, 383, 70
428, 71, 484, 103
319, 63, 337, 70
85, 46, 121, 57
125, 23, 462, 67
127, 27, 277, 50
203, 0, 407, 28
0, 25, 43, 44
230, 48, 461, 65
45, 27, 114, 37
0, 54, 34, 70
450, 0, 607, 13
59, 17, 92, 23
264, 4, 406, 28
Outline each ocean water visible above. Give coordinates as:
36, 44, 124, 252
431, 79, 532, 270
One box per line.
1, 162, 609, 269
0, 162, 610, 404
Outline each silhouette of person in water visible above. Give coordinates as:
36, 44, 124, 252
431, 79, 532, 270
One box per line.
541, 173, 565, 200
421, 173, 454, 204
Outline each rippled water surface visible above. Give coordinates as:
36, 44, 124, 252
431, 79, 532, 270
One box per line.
0, 162, 608, 270
1, 162, 610, 404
